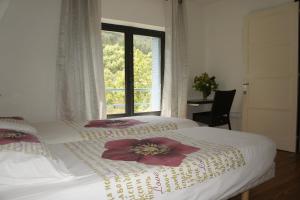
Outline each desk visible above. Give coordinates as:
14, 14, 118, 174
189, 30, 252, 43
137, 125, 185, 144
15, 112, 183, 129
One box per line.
187, 99, 214, 121
187, 99, 214, 105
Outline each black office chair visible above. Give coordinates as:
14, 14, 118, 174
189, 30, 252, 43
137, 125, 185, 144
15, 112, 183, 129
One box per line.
193, 90, 236, 130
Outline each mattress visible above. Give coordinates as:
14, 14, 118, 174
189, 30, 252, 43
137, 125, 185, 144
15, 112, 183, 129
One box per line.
33, 116, 199, 144
0, 127, 276, 200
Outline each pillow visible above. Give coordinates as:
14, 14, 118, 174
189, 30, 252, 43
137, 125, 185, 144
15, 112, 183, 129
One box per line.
0, 117, 37, 135
0, 129, 72, 185
0, 116, 24, 120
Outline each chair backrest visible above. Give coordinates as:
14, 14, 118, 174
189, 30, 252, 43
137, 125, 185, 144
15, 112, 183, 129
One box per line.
211, 90, 236, 117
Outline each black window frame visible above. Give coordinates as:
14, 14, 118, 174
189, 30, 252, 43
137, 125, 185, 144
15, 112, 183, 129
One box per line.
102, 23, 165, 118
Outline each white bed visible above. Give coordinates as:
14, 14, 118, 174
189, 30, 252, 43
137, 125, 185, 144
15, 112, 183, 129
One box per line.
0, 127, 276, 200
33, 116, 199, 144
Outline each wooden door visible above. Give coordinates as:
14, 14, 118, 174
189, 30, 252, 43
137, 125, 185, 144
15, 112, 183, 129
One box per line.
242, 2, 299, 152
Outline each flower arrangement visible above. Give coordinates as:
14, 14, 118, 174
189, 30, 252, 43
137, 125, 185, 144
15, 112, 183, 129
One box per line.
193, 73, 218, 99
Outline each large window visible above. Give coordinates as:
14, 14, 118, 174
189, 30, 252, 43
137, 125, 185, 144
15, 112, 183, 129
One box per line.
102, 24, 165, 117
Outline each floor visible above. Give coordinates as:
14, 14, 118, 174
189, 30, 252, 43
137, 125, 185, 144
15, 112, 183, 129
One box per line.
230, 151, 300, 200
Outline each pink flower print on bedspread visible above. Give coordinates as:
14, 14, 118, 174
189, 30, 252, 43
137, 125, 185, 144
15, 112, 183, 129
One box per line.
0, 129, 40, 145
102, 137, 200, 167
84, 119, 147, 129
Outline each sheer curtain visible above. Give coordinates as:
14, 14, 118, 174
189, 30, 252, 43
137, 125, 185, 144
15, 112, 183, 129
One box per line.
0, 0, 10, 21
56, 0, 106, 121
162, 0, 188, 118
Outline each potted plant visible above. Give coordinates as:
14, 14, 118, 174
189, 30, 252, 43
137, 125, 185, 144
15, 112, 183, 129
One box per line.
193, 73, 218, 99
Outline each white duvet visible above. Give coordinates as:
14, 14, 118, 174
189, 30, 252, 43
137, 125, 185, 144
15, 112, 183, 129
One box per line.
0, 127, 276, 200
33, 116, 199, 144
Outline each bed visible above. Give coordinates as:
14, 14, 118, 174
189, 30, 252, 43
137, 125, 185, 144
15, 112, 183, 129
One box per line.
33, 116, 199, 144
0, 122, 276, 200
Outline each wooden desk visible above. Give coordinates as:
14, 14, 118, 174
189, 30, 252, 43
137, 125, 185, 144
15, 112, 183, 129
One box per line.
187, 99, 214, 105
187, 99, 214, 122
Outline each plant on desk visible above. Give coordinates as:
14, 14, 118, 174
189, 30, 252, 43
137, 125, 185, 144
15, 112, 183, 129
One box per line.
193, 73, 218, 100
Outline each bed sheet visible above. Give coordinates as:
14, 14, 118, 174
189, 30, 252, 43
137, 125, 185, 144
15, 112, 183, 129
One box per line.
0, 127, 276, 200
33, 116, 198, 144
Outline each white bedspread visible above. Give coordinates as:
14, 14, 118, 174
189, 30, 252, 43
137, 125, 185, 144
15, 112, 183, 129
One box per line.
33, 116, 198, 144
0, 127, 276, 200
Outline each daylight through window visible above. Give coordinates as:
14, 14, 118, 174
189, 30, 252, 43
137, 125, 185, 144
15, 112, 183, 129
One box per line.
102, 24, 165, 117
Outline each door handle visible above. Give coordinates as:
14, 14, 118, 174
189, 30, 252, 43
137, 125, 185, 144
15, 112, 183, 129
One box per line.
242, 83, 249, 94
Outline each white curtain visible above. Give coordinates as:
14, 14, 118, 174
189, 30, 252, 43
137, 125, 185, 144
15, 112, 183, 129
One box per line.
56, 0, 106, 121
162, 0, 188, 118
0, 0, 10, 21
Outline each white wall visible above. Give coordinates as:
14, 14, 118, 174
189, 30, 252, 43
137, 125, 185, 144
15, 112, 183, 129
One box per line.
102, 0, 165, 29
186, 0, 293, 129
1, 0, 293, 124
0, 0, 61, 122
0, 0, 165, 122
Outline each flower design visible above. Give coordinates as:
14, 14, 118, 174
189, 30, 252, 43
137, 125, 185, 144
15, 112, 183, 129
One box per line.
102, 137, 200, 167
85, 119, 147, 128
0, 129, 40, 145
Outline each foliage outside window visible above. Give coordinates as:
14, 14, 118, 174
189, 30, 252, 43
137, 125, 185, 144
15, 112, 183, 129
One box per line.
102, 25, 163, 116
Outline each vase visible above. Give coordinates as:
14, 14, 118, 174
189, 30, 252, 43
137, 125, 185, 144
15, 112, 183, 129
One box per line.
202, 90, 211, 100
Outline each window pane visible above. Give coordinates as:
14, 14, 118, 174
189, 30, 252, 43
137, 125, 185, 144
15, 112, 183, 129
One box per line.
133, 35, 161, 113
102, 31, 125, 115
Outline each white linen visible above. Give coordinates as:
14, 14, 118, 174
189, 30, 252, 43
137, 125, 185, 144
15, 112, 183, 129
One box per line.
0, 134, 72, 185
0, 119, 37, 134
34, 116, 199, 144
34, 121, 82, 144
0, 127, 276, 200
56, 0, 106, 121
0, 151, 72, 185
162, 0, 189, 118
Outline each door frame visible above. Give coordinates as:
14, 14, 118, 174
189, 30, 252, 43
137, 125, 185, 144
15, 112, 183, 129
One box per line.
295, 0, 300, 153
243, 2, 299, 152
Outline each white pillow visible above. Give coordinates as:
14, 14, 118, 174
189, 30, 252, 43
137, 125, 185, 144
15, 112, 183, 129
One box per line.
0, 118, 37, 135
0, 129, 72, 185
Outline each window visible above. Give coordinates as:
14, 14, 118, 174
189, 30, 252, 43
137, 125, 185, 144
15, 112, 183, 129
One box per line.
102, 23, 165, 117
